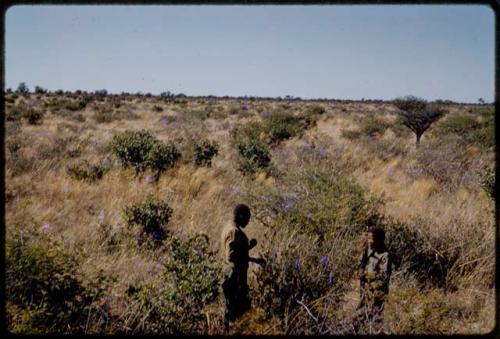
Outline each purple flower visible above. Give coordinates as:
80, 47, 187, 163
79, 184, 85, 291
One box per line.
318, 148, 327, 158
328, 271, 334, 284
303, 142, 311, 150
282, 264, 288, 273
307, 213, 314, 221
387, 167, 395, 177
262, 111, 272, 118
146, 175, 154, 183
320, 256, 328, 266
63, 185, 70, 193
41, 223, 51, 232
153, 231, 162, 240
102, 158, 110, 167
162, 117, 171, 125
282, 198, 293, 212
242, 104, 249, 111
136, 234, 143, 242
232, 186, 241, 194
293, 259, 301, 270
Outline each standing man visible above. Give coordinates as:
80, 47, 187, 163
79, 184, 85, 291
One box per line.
221, 204, 265, 332
354, 227, 393, 334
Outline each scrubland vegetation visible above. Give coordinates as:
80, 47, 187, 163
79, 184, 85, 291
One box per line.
4, 89, 495, 334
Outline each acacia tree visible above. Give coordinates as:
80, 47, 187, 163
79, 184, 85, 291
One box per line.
16, 82, 29, 94
393, 96, 446, 147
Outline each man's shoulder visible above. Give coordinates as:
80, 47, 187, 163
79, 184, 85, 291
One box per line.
222, 222, 237, 237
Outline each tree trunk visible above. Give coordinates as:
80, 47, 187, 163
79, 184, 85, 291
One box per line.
416, 133, 422, 147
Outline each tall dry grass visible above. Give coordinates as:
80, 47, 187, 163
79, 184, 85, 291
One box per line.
5, 94, 495, 334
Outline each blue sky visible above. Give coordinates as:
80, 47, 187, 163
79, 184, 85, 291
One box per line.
5, 5, 495, 103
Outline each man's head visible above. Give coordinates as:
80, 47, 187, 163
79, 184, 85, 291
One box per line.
233, 204, 251, 228
366, 227, 385, 249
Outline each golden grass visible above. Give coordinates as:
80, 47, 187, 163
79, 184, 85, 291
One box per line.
5, 96, 495, 334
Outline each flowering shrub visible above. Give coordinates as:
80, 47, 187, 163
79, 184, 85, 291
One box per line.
263, 110, 301, 145
236, 139, 271, 175
192, 139, 219, 167
111, 130, 157, 173
145, 142, 181, 179
246, 167, 383, 331
123, 195, 173, 243
111, 130, 181, 177
255, 242, 339, 324
6, 230, 111, 334
126, 234, 221, 334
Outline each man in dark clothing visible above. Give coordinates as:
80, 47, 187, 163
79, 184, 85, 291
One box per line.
221, 204, 265, 332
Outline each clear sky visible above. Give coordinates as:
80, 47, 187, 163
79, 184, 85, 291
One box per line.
5, 5, 495, 103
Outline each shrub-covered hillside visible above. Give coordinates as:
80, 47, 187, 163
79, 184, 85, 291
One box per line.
5, 92, 495, 334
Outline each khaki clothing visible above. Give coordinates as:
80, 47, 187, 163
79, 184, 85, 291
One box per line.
360, 249, 391, 293
355, 247, 393, 334
221, 222, 250, 271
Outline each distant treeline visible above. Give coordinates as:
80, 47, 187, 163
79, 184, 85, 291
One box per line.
5, 82, 489, 105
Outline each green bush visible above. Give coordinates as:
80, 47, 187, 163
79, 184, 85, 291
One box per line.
145, 142, 182, 178
6, 102, 44, 124
126, 234, 221, 334
236, 139, 271, 175
151, 105, 163, 112
123, 195, 173, 243
111, 130, 158, 173
263, 110, 301, 144
6, 103, 28, 121
305, 105, 326, 116
6, 231, 109, 334
192, 140, 219, 167
255, 241, 339, 326
66, 160, 109, 182
230, 121, 265, 145
248, 168, 383, 330
432, 113, 494, 149
358, 115, 390, 137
